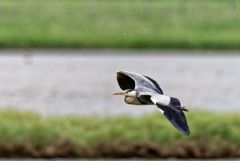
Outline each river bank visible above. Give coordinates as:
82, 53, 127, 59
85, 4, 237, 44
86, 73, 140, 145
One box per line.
1, 1, 240, 49
0, 109, 239, 158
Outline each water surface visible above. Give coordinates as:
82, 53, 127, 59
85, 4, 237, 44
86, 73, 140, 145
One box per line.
0, 50, 240, 115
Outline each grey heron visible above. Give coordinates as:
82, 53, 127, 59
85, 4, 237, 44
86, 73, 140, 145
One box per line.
113, 71, 190, 136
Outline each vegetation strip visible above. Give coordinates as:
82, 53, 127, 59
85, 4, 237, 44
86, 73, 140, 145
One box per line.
1, 1, 240, 49
0, 109, 239, 158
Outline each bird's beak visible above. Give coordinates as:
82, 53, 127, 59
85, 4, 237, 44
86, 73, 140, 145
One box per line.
113, 91, 125, 95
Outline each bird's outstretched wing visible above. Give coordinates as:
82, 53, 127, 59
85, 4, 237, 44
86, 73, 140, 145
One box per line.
144, 75, 163, 94
117, 71, 163, 94
150, 95, 190, 136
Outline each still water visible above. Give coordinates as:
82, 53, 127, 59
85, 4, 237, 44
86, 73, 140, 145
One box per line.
0, 50, 240, 116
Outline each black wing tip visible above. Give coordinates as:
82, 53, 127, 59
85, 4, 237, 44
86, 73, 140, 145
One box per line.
116, 70, 131, 75
116, 71, 135, 90
176, 120, 190, 136
182, 129, 190, 136
157, 103, 190, 136
175, 123, 190, 136
116, 70, 123, 74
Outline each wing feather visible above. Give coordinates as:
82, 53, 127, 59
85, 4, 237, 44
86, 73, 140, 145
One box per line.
117, 72, 135, 90
151, 95, 190, 136
157, 103, 190, 136
144, 75, 163, 94
117, 71, 161, 93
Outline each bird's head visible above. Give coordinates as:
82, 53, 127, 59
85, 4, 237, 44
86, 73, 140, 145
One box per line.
113, 89, 137, 97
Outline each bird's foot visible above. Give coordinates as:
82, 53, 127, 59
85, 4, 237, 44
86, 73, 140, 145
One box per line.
181, 106, 188, 112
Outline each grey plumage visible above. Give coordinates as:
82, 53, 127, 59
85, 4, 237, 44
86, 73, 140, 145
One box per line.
114, 71, 190, 136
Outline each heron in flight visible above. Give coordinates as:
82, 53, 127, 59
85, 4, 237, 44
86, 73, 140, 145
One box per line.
113, 71, 190, 136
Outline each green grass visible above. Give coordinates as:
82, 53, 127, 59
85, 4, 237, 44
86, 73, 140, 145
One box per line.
0, 109, 239, 148
1, 0, 240, 49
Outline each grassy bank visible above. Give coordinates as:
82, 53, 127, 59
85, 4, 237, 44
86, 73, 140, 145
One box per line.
0, 109, 239, 158
1, 1, 240, 49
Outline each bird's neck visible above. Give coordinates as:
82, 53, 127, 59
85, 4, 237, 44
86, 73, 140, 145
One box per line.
124, 96, 142, 105
126, 90, 137, 97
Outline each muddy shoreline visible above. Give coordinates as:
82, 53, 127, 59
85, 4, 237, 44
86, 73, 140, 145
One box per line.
0, 140, 239, 159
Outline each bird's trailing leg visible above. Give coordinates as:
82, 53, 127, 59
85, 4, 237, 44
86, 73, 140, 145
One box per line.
181, 106, 188, 112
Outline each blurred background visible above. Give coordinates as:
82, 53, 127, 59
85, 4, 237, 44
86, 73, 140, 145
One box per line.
0, 0, 240, 159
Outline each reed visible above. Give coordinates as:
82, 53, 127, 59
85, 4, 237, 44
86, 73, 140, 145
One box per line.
0, 1, 240, 49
